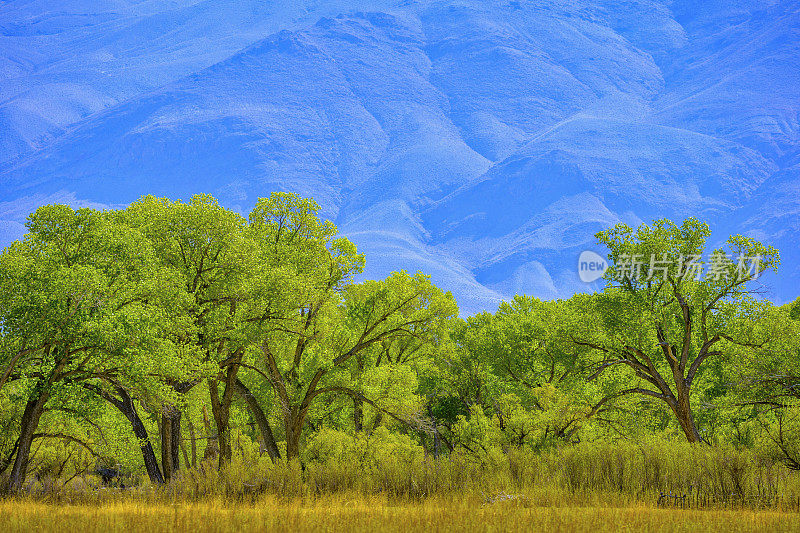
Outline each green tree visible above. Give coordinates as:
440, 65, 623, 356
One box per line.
0, 205, 186, 491
731, 302, 800, 467
575, 218, 779, 442
439, 296, 600, 453
240, 194, 456, 458
121, 194, 254, 473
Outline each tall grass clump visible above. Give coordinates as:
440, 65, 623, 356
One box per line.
158, 432, 800, 509
530, 436, 800, 508
7, 430, 800, 510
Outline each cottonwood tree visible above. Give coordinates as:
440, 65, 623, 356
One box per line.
575, 218, 778, 443
735, 299, 800, 408
454, 296, 600, 445
243, 193, 457, 459
266, 271, 456, 459
0, 205, 186, 491
730, 302, 800, 467
337, 276, 456, 440
121, 195, 258, 472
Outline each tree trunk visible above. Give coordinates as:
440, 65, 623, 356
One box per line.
428, 404, 440, 459
353, 397, 364, 432
233, 379, 281, 462
160, 406, 182, 481
180, 435, 190, 470
209, 353, 242, 470
208, 379, 232, 468
186, 415, 197, 468
171, 414, 181, 474
285, 412, 303, 461
118, 390, 164, 485
201, 405, 219, 461
7, 388, 49, 491
160, 411, 172, 481
83, 381, 165, 485
673, 390, 702, 443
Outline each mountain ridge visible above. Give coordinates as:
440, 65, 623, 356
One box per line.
1, 1, 798, 313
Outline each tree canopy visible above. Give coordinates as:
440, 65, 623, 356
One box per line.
1, 198, 796, 493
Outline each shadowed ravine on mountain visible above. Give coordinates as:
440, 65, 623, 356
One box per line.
1, 0, 798, 314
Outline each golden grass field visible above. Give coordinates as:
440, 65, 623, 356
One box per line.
5, 441, 800, 532
1, 497, 799, 533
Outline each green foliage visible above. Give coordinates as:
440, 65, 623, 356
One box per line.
0, 203, 190, 404
567, 218, 783, 442
0, 200, 797, 509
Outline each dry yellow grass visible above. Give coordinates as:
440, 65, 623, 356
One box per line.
1, 497, 798, 533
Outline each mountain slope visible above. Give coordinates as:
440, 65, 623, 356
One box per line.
1, 1, 798, 313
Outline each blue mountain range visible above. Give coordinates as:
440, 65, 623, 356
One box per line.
1, 0, 798, 313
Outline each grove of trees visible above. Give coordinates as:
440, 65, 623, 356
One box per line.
1, 193, 797, 493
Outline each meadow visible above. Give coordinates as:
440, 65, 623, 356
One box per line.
2, 497, 799, 533
3, 439, 800, 532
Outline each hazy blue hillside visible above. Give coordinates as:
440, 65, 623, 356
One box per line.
1, 0, 798, 313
